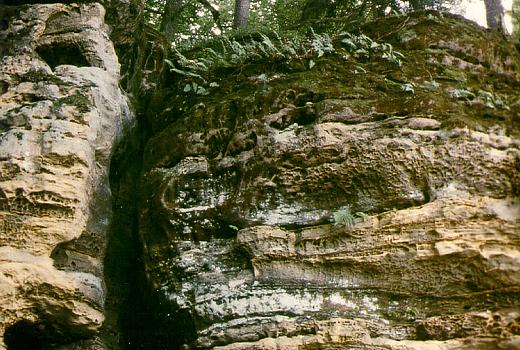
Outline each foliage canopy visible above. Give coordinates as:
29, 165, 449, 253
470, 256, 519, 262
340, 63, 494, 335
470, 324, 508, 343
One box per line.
144, 0, 460, 48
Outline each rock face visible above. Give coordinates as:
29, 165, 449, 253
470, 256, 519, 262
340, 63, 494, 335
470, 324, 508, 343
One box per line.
0, 3, 131, 348
1, 6, 519, 350
138, 12, 520, 349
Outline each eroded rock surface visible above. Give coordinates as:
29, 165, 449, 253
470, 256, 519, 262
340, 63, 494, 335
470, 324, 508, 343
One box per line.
0, 3, 131, 348
139, 12, 520, 349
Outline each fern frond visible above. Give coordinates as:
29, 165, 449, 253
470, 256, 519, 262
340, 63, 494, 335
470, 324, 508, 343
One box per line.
333, 206, 356, 228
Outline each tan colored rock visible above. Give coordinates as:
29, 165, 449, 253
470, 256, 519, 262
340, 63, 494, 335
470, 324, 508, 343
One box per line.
0, 3, 130, 348
138, 11, 520, 350
237, 195, 520, 295
214, 316, 520, 349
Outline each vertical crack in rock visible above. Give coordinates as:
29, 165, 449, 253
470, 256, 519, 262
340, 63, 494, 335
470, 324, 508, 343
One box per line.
0, 3, 132, 348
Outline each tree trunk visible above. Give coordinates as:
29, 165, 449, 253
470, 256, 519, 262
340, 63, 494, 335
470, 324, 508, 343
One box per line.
512, 0, 520, 40
483, 0, 507, 33
160, 0, 185, 38
233, 0, 251, 29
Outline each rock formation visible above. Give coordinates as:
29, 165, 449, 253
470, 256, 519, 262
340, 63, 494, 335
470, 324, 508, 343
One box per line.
0, 3, 519, 350
138, 12, 520, 349
0, 3, 131, 348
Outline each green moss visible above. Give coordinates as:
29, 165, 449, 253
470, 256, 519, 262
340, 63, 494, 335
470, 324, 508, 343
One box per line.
150, 11, 520, 140
20, 70, 64, 85
52, 94, 91, 114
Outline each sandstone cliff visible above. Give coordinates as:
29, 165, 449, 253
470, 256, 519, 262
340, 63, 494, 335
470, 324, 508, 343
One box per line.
0, 3, 132, 348
1, 3, 519, 350
137, 12, 520, 350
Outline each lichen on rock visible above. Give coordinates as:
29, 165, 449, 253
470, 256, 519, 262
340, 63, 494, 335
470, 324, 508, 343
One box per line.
0, 2, 132, 348
137, 11, 520, 349
1, 4, 519, 350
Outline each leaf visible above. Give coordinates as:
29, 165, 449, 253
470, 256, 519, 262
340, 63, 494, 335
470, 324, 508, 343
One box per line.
450, 88, 475, 100
183, 84, 192, 92
204, 48, 219, 57
401, 83, 415, 94
308, 59, 315, 69
341, 38, 355, 46
355, 212, 370, 222
170, 67, 205, 82
354, 65, 367, 74
355, 48, 368, 57
196, 86, 209, 95
209, 82, 219, 87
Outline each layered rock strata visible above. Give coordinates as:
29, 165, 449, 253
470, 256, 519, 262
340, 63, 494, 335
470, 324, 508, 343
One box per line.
0, 3, 130, 348
139, 12, 520, 349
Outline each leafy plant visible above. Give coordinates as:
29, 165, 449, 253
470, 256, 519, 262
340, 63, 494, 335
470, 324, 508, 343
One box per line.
183, 82, 209, 95
384, 78, 414, 93
339, 32, 404, 66
165, 30, 338, 95
334, 206, 356, 227
449, 88, 475, 100
165, 29, 404, 96
333, 206, 369, 228
309, 28, 334, 58
478, 90, 508, 109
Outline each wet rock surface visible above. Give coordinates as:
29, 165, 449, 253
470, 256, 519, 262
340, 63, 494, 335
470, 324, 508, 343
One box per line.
0, 3, 131, 348
138, 12, 520, 349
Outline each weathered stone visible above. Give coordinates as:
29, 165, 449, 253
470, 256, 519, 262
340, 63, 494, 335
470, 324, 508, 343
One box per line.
0, 3, 131, 348
137, 11, 520, 349
2, 5, 520, 350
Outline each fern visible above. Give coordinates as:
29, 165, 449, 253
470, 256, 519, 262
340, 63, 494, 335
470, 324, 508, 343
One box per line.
333, 206, 356, 228
166, 29, 404, 96
333, 206, 370, 228
339, 32, 404, 66
309, 29, 334, 58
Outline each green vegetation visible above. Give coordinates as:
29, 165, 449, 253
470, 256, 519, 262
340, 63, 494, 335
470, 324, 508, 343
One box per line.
165, 29, 404, 96
52, 94, 91, 113
141, 3, 519, 141
20, 70, 64, 85
145, 0, 463, 49
333, 206, 369, 228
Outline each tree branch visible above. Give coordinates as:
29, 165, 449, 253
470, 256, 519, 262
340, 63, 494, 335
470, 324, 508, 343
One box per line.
196, 0, 222, 31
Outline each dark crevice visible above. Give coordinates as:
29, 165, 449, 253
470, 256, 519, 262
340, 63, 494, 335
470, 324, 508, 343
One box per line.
4, 320, 44, 350
36, 42, 90, 70
0, 80, 8, 95
103, 108, 197, 349
102, 115, 145, 349
0, 6, 22, 31
4, 319, 92, 350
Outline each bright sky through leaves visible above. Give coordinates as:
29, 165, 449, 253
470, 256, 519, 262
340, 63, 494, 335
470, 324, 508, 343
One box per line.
458, 0, 513, 32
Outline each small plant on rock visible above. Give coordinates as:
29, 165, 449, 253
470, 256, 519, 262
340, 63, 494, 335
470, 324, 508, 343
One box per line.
333, 206, 369, 228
